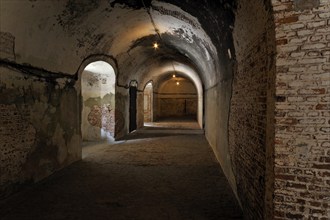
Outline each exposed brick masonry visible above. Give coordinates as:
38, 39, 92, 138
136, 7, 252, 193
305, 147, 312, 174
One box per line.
230, 1, 276, 219
273, 0, 330, 219
229, 33, 269, 219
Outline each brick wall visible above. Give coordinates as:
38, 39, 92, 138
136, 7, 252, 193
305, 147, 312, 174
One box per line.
229, 34, 268, 218
273, 0, 330, 219
230, 0, 276, 219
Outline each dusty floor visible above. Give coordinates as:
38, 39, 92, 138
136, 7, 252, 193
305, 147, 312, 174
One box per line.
1, 127, 243, 220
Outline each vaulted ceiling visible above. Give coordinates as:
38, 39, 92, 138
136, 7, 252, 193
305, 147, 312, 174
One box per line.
0, 0, 236, 89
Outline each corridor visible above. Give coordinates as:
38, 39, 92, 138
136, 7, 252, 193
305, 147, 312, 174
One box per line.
0, 130, 243, 220
1, 1, 329, 219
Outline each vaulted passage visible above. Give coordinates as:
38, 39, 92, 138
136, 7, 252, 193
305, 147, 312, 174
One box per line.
1, 0, 329, 219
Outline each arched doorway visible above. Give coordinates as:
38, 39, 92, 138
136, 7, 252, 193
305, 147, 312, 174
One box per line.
139, 62, 204, 129
156, 76, 198, 121
143, 82, 153, 124
81, 61, 116, 142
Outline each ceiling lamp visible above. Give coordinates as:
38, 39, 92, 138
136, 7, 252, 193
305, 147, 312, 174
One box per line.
153, 42, 159, 49
171, 62, 178, 79
142, 0, 178, 83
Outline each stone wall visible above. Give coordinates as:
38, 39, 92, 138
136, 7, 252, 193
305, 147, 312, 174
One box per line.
272, 0, 330, 219
230, 0, 276, 219
81, 67, 115, 141
0, 64, 80, 198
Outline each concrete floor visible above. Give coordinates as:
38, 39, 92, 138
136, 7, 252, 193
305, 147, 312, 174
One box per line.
1, 127, 243, 220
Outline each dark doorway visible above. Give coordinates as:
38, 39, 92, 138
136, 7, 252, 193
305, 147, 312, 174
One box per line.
129, 86, 137, 132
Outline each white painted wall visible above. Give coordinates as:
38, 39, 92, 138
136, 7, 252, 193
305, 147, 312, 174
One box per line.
81, 61, 116, 141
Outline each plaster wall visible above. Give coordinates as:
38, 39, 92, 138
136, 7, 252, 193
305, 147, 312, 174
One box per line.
144, 83, 153, 122
0, 65, 80, 198
81, 62, 115, 141
0, 1, 218, 92
205, 81, 238, 200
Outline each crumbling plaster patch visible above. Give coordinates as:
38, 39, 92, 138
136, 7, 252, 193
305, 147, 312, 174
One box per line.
0, 65, 80, 197
81, 64, 116, 140
152, 1, 217, 61
1, 1, 219, 91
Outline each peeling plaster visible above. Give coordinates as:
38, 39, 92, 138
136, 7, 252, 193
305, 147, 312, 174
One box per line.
0, 65, 80, 197
0, 1, 219, 89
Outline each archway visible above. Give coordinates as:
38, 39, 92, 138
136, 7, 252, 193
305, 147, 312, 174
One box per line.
155, 76, 198, 122
81, 61, 116, 142
138, 62, 204, 129
143, 82, 153, 124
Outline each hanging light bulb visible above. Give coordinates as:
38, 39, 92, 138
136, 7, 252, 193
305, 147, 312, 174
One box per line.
172, 74, 176, 78
153, 42, 159, 49
176, 81, 180, 86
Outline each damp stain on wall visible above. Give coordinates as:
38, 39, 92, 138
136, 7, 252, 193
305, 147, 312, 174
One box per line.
0, 64, 80, 198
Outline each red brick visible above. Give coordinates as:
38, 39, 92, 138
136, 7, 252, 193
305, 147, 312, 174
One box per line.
312, 163, 330, 169
312, 88, 326, 94
278, 16, 299, 24
276, 39, 288, 45
316, 104, 329, 110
